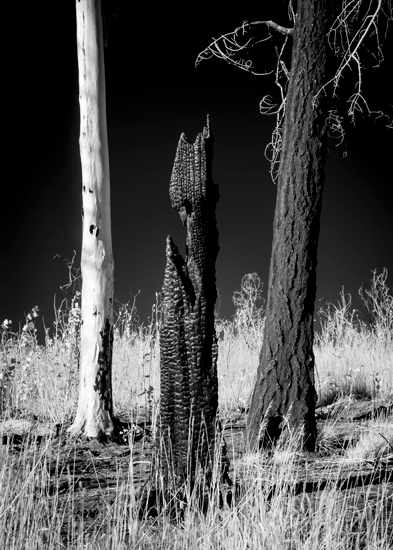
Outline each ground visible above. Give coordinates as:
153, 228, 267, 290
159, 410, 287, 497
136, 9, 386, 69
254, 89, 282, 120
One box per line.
1, 398, 392, 546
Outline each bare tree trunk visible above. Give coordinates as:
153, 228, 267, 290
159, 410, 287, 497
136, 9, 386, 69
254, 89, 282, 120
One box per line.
159, 117, 220, 482
69, 0, 114, 439
247, 0, 338, 452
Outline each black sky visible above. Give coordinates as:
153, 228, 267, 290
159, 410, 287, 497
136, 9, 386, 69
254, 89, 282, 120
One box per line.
2, 3, 392, 339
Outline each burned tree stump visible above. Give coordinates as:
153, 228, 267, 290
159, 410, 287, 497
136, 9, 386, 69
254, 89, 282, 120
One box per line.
159, 116, 220, 483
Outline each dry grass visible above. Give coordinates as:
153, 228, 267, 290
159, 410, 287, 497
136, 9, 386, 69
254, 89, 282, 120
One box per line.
0, 427, 391, 550
314, 269, 393, 406
0, 269, 392, 549
346, 418, 393, 461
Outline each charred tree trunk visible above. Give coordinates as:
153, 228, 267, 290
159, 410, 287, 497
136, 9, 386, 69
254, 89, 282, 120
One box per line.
69, 0, 114, 439
247, 0, 338, 452
159, 116, 220, 482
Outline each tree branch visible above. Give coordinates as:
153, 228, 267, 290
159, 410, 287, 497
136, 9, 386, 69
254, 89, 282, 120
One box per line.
195, 19, 294, 180
249, 20, 294, 36
195, 20, 293, 73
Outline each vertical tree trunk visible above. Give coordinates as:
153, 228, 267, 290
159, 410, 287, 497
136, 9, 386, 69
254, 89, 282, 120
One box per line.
247, 0, 338, 452
69, 0, 114, 439
160, 116, 220, 481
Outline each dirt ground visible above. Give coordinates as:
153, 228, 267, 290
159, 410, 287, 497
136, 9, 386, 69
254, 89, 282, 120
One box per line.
1, 398, 392, 542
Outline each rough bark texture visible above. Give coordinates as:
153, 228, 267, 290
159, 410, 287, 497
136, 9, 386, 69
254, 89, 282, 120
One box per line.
69, 0, 114, 439
160, 116, 220, 481
247, 0, 338, 451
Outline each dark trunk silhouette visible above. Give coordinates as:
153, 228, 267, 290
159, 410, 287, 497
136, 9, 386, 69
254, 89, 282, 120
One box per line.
159, 116, 220, 481
247, 0, 339, 451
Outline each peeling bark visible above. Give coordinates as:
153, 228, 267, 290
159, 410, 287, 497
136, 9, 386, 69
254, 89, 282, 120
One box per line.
160, 116, 220, 481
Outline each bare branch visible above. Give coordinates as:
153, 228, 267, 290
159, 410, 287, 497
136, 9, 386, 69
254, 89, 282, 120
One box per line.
195, 19, 293, 76
314, 0, 392, 127
326, 108, 348, 158
196, 20, 293, 181
262, 35, 290, 184
248, 20, 294, 36
196, 21, 273, 76
196, 3, 392, 185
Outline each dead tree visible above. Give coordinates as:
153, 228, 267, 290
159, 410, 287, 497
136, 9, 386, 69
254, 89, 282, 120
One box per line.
159, 116, 220, 482
69, 0, 115, 439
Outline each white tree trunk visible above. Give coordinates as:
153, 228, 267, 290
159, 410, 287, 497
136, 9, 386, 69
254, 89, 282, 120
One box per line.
69, 0, 114, 439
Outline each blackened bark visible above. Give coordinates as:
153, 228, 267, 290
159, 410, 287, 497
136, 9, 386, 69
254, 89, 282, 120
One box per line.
94, 318, 114, 417
160, 116, 220, 481
247, 0, 339, 451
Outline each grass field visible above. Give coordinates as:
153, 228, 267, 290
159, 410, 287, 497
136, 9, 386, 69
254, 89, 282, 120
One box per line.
0, 269, 392, 549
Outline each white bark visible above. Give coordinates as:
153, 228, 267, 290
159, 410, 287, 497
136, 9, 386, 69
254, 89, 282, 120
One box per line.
69, 0, 114, 438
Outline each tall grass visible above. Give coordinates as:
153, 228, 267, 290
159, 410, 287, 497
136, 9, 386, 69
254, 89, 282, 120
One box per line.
314, 268, 393, 406
1, 426, 391, 549
0, 269, 392, 549
1, 270, 391, 422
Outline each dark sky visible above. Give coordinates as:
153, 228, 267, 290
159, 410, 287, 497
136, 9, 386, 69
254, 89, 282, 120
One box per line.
2, 3, 392, 339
